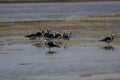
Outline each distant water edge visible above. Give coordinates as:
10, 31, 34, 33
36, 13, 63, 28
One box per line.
0, 1, 120, 21
0, 0, 119, 3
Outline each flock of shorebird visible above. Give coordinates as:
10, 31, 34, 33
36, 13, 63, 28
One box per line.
25, 29, 72, 40
25, 29, 72, 52
25, 28, 115, 52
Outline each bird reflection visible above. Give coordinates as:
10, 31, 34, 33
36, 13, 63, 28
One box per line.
34, 43, 43, 47
101, 46, 114, 51
46, 51, 57, 55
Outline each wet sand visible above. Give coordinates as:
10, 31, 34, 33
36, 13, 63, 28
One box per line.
0, 17, 120, 45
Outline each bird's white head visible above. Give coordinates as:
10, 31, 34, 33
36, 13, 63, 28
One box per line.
111, 33, 115, 37
44, 38, 50, 42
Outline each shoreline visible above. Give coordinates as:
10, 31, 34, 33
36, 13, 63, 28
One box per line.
0, 20, 64, 23
0, 17, 120, 23
0, 17, 120, 46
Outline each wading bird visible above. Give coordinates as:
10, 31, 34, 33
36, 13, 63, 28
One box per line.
63, 32, 72, 40
100, 34, 115, 45
53, 32, 62, 39
25, 32, 42, 40
44, 39, 60, 52
42, 28, 54, 39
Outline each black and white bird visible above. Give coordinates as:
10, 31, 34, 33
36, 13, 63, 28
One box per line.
42, 28, 54, 39
53, 32, 62, 39
100, 34, 115, 44
63, 32, 72, 40
25, 32, 42, 40
44, 39, 60, 52
44, 33, 54, 39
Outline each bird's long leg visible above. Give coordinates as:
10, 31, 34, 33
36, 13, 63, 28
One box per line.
39, 37, 40, 40
49, 48, 50, 52
107, 43, 110, 46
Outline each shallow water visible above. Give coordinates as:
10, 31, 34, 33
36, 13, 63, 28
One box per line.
0, 1, 120, 21
0, 36, 120, 80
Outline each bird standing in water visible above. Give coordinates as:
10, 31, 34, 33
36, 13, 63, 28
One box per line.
25, 32, 43, 40
100, 34, 115, 45
44, 39, 60, 52
63, 32, 72, 40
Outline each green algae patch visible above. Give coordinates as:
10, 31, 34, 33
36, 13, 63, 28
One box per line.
75, 70, 107, 76
0, 19, 8, 22
8, 48, 26, 51
103, 78, 120, 80
95, 60, 120, 62
75, 17, 120, 22
0, 78, 17, 80
0, 51, 9, 54
62, 40, 80, 45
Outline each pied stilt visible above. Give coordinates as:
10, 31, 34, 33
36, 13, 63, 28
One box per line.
44, 39, 60, 52
25, 32, 43, 40
100, 34, 115, 44
63, 32, 72, 40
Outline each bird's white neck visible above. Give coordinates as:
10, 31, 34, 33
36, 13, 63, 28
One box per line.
111, 35, 114, 40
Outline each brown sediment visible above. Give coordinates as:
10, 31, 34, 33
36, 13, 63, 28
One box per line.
0, 51, 8, 54
0, 17, 120, 46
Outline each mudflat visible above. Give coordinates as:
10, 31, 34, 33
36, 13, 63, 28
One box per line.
0, 17, 120, 46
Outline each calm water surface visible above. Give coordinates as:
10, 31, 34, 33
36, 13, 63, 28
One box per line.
0, 36, 120, 80
0, 1, 120, 21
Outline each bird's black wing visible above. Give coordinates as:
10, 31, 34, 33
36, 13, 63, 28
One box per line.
25, 34, 36, 37
100, 37, 111, 41
47, 42, 59, 47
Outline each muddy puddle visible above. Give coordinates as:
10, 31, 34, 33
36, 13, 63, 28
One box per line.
0, 36, 120, 80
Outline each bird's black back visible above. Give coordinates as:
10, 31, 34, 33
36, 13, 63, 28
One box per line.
53, 33, 61, 38
44, 33, 54, 38
47, 41, 59, 47
36, 32, 42, 37
100, 37, 111, 42
25, 34, 36, 38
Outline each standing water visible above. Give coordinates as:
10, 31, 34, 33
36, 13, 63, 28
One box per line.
0, 1, 120, 80
0, 1, 120, 21
0, 36, 120, 80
